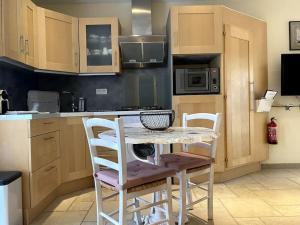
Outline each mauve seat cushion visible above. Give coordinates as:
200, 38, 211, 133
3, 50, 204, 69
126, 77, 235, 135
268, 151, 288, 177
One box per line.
160, 152, 212, 172
95, 160, 175, 190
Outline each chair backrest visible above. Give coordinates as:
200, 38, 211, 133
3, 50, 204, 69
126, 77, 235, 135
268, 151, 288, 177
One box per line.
182, 113, 222, 159
83, 117, 127, 187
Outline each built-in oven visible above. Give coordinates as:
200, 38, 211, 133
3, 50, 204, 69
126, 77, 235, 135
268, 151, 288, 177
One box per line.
174, 67, 220, 95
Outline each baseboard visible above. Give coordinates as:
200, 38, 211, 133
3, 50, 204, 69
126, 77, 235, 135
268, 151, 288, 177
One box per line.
262, 163, 300, 169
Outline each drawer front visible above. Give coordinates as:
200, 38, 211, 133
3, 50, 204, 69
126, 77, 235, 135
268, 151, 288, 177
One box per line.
31, 131, 60, 172
30, 118, 59, 137
30, 160, 61, 208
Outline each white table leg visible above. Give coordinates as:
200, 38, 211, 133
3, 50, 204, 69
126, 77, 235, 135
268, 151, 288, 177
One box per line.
148, 144, 170, 223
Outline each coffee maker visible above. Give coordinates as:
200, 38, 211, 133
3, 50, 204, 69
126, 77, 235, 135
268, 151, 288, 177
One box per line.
0, 90, 9, 114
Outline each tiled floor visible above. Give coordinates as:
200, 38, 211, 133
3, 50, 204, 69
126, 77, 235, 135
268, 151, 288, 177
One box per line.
30, 168, 300, 225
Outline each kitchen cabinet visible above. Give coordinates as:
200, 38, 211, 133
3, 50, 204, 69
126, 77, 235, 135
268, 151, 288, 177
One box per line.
170, 5, 223, 54
224, 24, 255, 168
1, 0, 37, 66
79, 17, 120, 73
170, 6, 268, 181
59, 117, 92, 182
172, 95, 225, 172
36, 7, 79, 73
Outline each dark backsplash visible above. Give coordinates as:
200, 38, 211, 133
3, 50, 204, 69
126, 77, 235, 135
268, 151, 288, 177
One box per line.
0, 62, 171, 112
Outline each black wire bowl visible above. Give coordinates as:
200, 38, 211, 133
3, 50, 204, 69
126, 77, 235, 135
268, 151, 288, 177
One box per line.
140, 110, 175, 131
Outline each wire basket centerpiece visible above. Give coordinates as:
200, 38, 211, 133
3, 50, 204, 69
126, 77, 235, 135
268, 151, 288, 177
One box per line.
140, 110, 175, 131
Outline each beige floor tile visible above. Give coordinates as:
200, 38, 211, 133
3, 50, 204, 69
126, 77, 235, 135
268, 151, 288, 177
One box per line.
272, 205, 300, 216
225, 175, 258, 187
31, 211, 87, 225
68, 198, 93, 211
84, 203, 97, 222
289, 177, 300, 185
260, 216, 300, 225
253, 189, 300, 205
81, 222, 97, 225
235, 218, 265, 225
220, 198, 281, 217
45, 195, 77, 212
227, 186, 260, 198
213, 184, 238, 198
260, 169, 299, 178
254, 177, 300, 190
288, 168, 300, 176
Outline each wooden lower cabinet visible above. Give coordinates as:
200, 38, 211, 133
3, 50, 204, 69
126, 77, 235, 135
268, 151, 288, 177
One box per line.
60, 117, 92, 182
30, 159, 61, 207
172, 95, 225, 172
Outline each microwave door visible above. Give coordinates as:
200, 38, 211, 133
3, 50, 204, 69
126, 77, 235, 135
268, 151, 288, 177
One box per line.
184, 70, 210, 92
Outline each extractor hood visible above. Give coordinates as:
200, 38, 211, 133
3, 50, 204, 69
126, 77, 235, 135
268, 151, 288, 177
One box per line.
119, 0, 167, 68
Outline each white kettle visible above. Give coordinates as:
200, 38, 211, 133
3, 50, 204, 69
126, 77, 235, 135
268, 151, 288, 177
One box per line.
0, 90, 9, 114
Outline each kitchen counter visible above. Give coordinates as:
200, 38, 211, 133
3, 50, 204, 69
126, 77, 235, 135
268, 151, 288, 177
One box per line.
0, 110, 170, 120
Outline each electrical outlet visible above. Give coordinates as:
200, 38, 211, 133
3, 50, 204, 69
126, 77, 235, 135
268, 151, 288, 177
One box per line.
96, 88, 108, 95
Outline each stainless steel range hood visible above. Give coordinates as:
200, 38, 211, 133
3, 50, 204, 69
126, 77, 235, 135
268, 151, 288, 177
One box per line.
119, 0, 167, 68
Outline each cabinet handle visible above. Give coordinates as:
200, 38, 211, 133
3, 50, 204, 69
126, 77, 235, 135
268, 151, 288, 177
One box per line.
44, 137, 55, 141
249, 82, 255, 111
25, 40, 29, 56
173, 31, 178, 47
75, 52, 78, 66
43, 122, 53, 125
114, 51, 117, 67
20, 35, 24, 54
44, 166, 56, 173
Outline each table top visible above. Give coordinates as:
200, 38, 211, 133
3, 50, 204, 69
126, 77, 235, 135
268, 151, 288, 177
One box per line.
99, 127, 217, 145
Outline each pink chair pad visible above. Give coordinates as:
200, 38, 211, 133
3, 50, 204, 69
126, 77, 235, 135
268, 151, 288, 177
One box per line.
160, 152, 212, 172
95, 160, 175, 190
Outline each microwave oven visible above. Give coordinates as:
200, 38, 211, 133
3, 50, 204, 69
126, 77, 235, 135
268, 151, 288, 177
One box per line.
174, 67, 220, 95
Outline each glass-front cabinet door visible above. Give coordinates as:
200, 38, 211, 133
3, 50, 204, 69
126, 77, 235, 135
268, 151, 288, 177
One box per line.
79, 17, 120, 73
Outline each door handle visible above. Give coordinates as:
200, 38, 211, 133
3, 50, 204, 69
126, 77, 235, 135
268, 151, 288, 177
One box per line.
44, 137, 55, 141
249, 82, 255, 111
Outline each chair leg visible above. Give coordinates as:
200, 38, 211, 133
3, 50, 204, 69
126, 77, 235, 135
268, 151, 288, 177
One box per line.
186, 178, 193, 210
134, 198, 142, 225
178, 171, 187, 225
119, 190, 127, 225
95, 180, 104, 225
166, 177, 175, 225
208, 165, 215, 220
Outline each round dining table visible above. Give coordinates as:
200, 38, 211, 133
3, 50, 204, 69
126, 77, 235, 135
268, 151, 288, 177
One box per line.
99, 126, 218, 223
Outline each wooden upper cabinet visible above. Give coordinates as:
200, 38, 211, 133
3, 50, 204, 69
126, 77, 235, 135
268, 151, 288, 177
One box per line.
79, 17, 120, 74
170, 5, 223, 54
225, 24, 255, 169
2, 0, 25, 63
1, 0, 37, 66
36, 8, 79, 73
23, 0, 37, 67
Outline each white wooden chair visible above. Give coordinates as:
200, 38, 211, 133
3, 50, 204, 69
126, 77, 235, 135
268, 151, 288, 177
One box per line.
83, 117, 175, 225
159, 113, 221, 224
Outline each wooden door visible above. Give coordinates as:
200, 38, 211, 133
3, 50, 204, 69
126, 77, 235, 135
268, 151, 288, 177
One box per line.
170, 5, 223, 54
79, 17, 120, 73
59, 117, 92, 182
172, 95, 225, 172
2, 0, 25, 62
23, 0, 37, 67
37, 8, 79, 73
225, 25, 255, 168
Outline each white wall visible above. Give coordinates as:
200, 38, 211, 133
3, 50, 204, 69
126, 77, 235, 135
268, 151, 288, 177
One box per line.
37, 0, 300, 164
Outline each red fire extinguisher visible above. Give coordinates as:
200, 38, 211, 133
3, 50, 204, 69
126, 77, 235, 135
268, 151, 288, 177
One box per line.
267, 117, 278, 144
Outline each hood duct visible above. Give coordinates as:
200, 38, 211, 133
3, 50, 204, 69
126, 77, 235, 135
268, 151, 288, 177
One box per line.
119, 0, 167, 68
